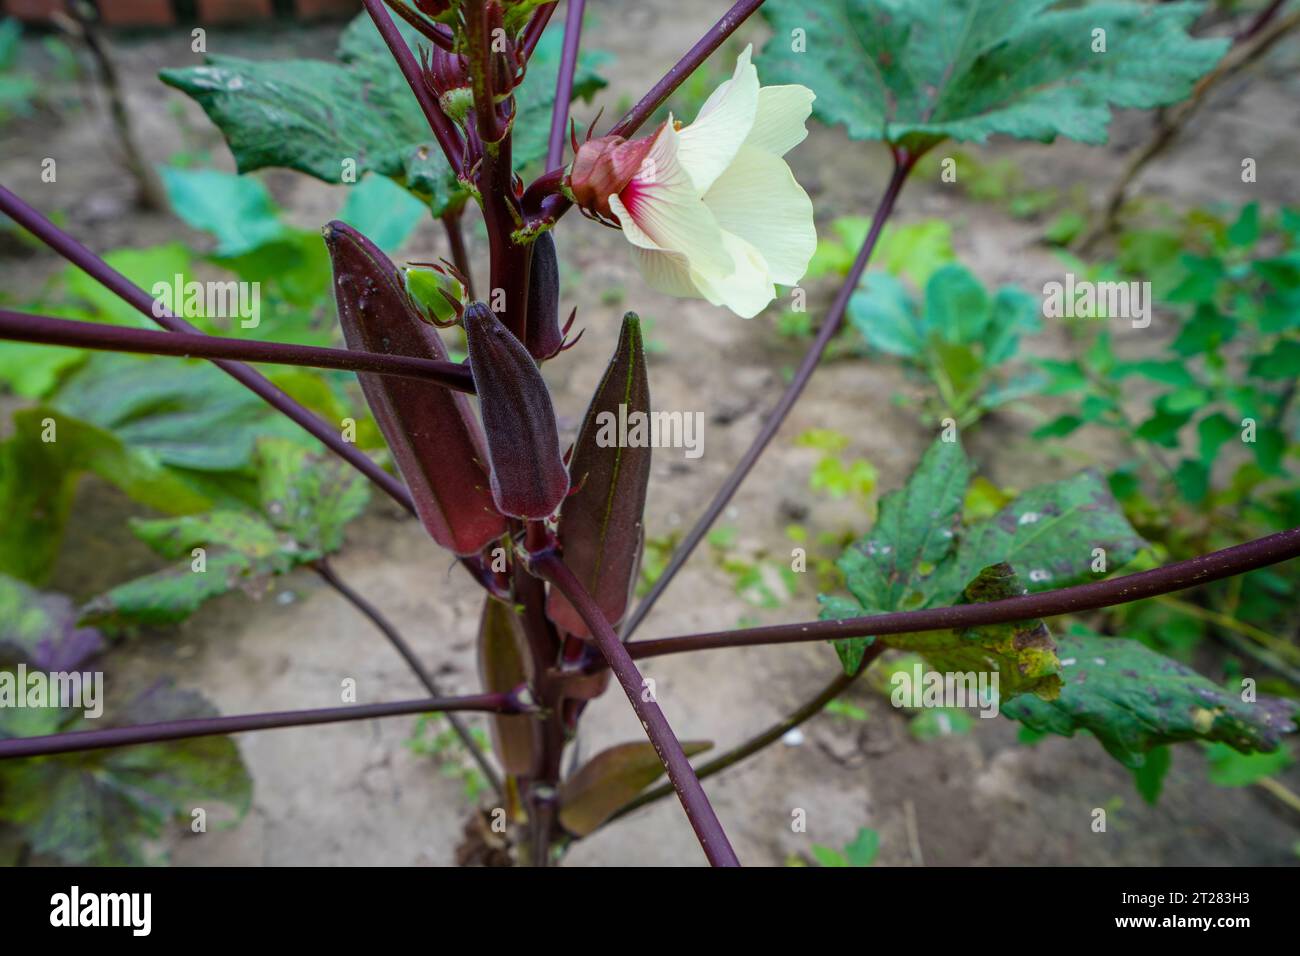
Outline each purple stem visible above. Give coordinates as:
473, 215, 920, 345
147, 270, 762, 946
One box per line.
522, 2, 560, 59
609, 0, 765, 139
0, 693, 520, 761
312, 558, 504, 799
0, 309, 475, 393
383, 0, 457, 50
0, 184, 416, 515
362, 0, 464, 170
533, 552, 740, 867
627, 526, 1300, 661
546, 0, 586, 171
621, 149, 919, 639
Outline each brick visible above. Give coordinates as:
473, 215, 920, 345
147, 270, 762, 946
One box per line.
3, 0, 64, 22
295, 0, 360, 20
98, 0, 176, 26
195, 0, 274, 23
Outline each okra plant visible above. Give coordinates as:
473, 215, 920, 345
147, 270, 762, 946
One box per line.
1, 0, 1298, 867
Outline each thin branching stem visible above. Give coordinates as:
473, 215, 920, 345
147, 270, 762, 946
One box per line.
604, 643, 886, 825
363, 0, 464, 170
312, 559, 505, 800
609, 0, 766, 139
626, 527, 1300, 660
521, 1, 559, 59
622, 148, 920, 639
382, 0, 456, 50
0, 309, 475, 393
532, 553, 740, 867
546, 0, 586, 171
0, 184, 416, 515
0, 693, 523, 761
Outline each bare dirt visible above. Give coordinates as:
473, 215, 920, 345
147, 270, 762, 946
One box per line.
2, 6, 1299, 866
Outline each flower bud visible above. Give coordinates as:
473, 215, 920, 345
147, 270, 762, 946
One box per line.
423, 47, 473, 123
567, 132, 656, 221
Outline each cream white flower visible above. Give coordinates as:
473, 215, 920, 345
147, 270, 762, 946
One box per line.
571, 46, 817, 318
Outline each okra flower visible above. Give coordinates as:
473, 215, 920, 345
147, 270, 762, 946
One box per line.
569, 46, 816, 318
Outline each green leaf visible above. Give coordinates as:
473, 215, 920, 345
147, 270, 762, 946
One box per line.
836, 436, 971, 616
161, 14, 606, 216
50, 353, 305, 473
64, 243, 197, 329
0, 408, 212, 584
1248, 339, 1300, 381
758, 0, 1227, 149
1204, 741, 1292, 787
338, 173, 427, 254
81, 442, 368, 629
849, 273, 923, 357
0, 681, 251, 865
925, 264, 991, 345
160, 165, 286, 257
255, 438, 369, 554
928, 469, 1146, 603
1002, 626, 1297, 769
842, 827, 880, 866
1132, 743, 1172, 805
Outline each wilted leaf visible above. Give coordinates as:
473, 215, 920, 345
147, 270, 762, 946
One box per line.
477, 596, 538, 777
558, 740, 712, 837
886, 563, 1061, 703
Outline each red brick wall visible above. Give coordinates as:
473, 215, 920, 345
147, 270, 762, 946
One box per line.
1, 0, 361, 24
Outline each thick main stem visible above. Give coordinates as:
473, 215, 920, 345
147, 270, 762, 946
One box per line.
627, 526, 1300, 660
0, 694, 520, 760
313, 559, 504, 800
533, 553, 740, 867
0, 309, 475, 393
0, 185, 415, 515
622, 150, 919, 639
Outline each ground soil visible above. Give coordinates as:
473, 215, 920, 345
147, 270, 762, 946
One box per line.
2, 6, 1299, 866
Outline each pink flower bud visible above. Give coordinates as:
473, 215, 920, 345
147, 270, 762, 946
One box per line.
567, 131, 657, 222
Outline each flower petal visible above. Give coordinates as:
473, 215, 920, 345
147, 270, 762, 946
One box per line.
610, 122, 731, 277
703, 145, 816, 287
629, 246, 702, 299
690, 231, 776, 319
676, 45, 760, 194
744, 85, 815, 156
